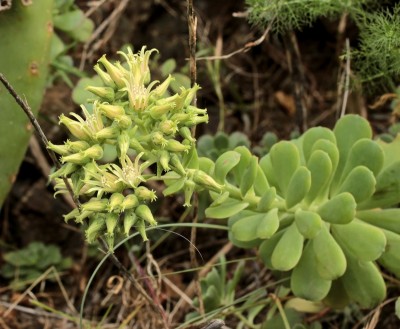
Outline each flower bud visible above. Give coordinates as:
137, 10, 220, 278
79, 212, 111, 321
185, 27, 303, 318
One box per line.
95, 126, 119, 140
98, 103, 125, 120
179, 127, 195, 143
116, 115, 132, 129
62, 152, 90, 165
136, 219, 148, 241
66, 140, 90, 153
186, 105, 207, 115
81, 198, 108, 212
108, 193, 125, 212
170, 113, 190, 123
185, 114, 209, 126
153, 74, 173, 97
59, 114, 91, 140
129, 138, 145, 152
105, 212, 119, 233
85, 215, 106, 243
63, 208, 80, 222
49, 163, 79, 180
149, 103, 174, 119
184, 179, 196, 207
159, 120, 178, 135
123, 210, 138, 236
165, 140, 190, 153
83, 145, 104, 160
193, 170, 223, 192
152, 131, 167, 147
184, 83, 201, 106
122, 194, 139, 211
135, 204, 157, 226
47, 142, 70, 155
86, 86, 115, 101
170, 154, 186, 175
159, 150, 170, 172
117, 131, 130, 159
94, 64, 115, 88
135, 186, 157, 202
98, 55, 126, 89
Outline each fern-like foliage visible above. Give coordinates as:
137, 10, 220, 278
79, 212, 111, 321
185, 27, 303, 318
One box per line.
245, 0, 369, 33
246, 0, 400, 92
353, 4, 400, 91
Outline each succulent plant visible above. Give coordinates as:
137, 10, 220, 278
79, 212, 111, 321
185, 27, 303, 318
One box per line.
50, 47, 400, 309
205, 115, 400, 308
49, 47, 210, 249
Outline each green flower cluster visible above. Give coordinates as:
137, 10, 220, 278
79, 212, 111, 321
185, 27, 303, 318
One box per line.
205, 115, 400, 308
49, 47, 209, 249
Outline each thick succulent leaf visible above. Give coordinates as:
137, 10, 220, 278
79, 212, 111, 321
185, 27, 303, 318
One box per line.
331, 219, 386, 262
323, 279, 350, 309
232, 146, 253, 185
256, 208, 280, 239
317, 192, 356, 224
269, 141, 300, 196
205, 198, 249, 219
295, 209, 322, 239
340, 256, 386, 308
259, 230, 285, 269
377, 135, 400, 169
337, 166, 376, 203
228, 211, 262, 248
311, 139, 339, 174
339, 139, 384, 186
231, 212, 264, 242
214, 151, 241, 184
357, 209, 400, 234
240, 155, 258, 196
378, 230, 400, 278
302, 126, 336, 162
331, 115, 372, 194
257, 187, 277, 212
259, 154, 280, 193
271, 224, 304, 271
305, 150, 332, 204
312, 226, 347, 280
286, 166, 311, 209
253, 165, 270, 196
291, 242, 332, 301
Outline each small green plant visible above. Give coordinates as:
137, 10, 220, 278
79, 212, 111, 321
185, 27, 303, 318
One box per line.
50, 0, 94, 85
246, 0, 400, 91
50, 48, 400, 310
197, 131, 251, 161
0, 242, 72, 290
